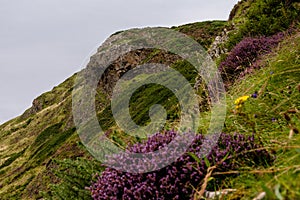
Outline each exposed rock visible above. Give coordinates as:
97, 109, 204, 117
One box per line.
93, 48, 181, 97
208, 28, 230, 59
32, 98, 43, 113
20, 98, 43, 119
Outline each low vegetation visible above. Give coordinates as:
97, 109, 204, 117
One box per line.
0, 0, 299, 199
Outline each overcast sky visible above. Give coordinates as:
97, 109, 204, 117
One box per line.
0, 0, 238, 124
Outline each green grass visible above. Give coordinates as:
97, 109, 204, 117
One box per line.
28, 124, 76, 167
41, 157, 104, 200
214, 33, 300, 199
0, 73, 82, 199
0, 148, 27, 170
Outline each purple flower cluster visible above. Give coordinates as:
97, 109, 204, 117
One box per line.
219, 32, 285, 86
88, 131, 273, 200
251, 92, 258, 98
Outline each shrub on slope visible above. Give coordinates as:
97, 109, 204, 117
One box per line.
219, 32, 285, 87
89, 131, 273, 200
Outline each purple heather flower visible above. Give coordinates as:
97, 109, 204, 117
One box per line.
251, 93, 258, 98
219, 32, 284, 85
89, 131, 274, 200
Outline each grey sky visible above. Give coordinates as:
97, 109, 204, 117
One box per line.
0, 0, 238, 124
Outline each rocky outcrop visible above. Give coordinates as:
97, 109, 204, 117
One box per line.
32, 98, 43, 113
208, 28, 230, 59
91, 48, 181, 97
21, 98, 43, 119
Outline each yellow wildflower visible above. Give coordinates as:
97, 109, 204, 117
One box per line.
234, 95, 250, 110
234, 95, 250, 105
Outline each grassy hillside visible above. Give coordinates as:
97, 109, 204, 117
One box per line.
0, 0, 299, 199
221, 32, 300, 199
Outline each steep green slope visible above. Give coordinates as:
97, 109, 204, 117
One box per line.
0, 75, 88, 198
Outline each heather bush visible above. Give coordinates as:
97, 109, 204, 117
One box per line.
219, 32, 285, 87
88, 131, 274, 200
